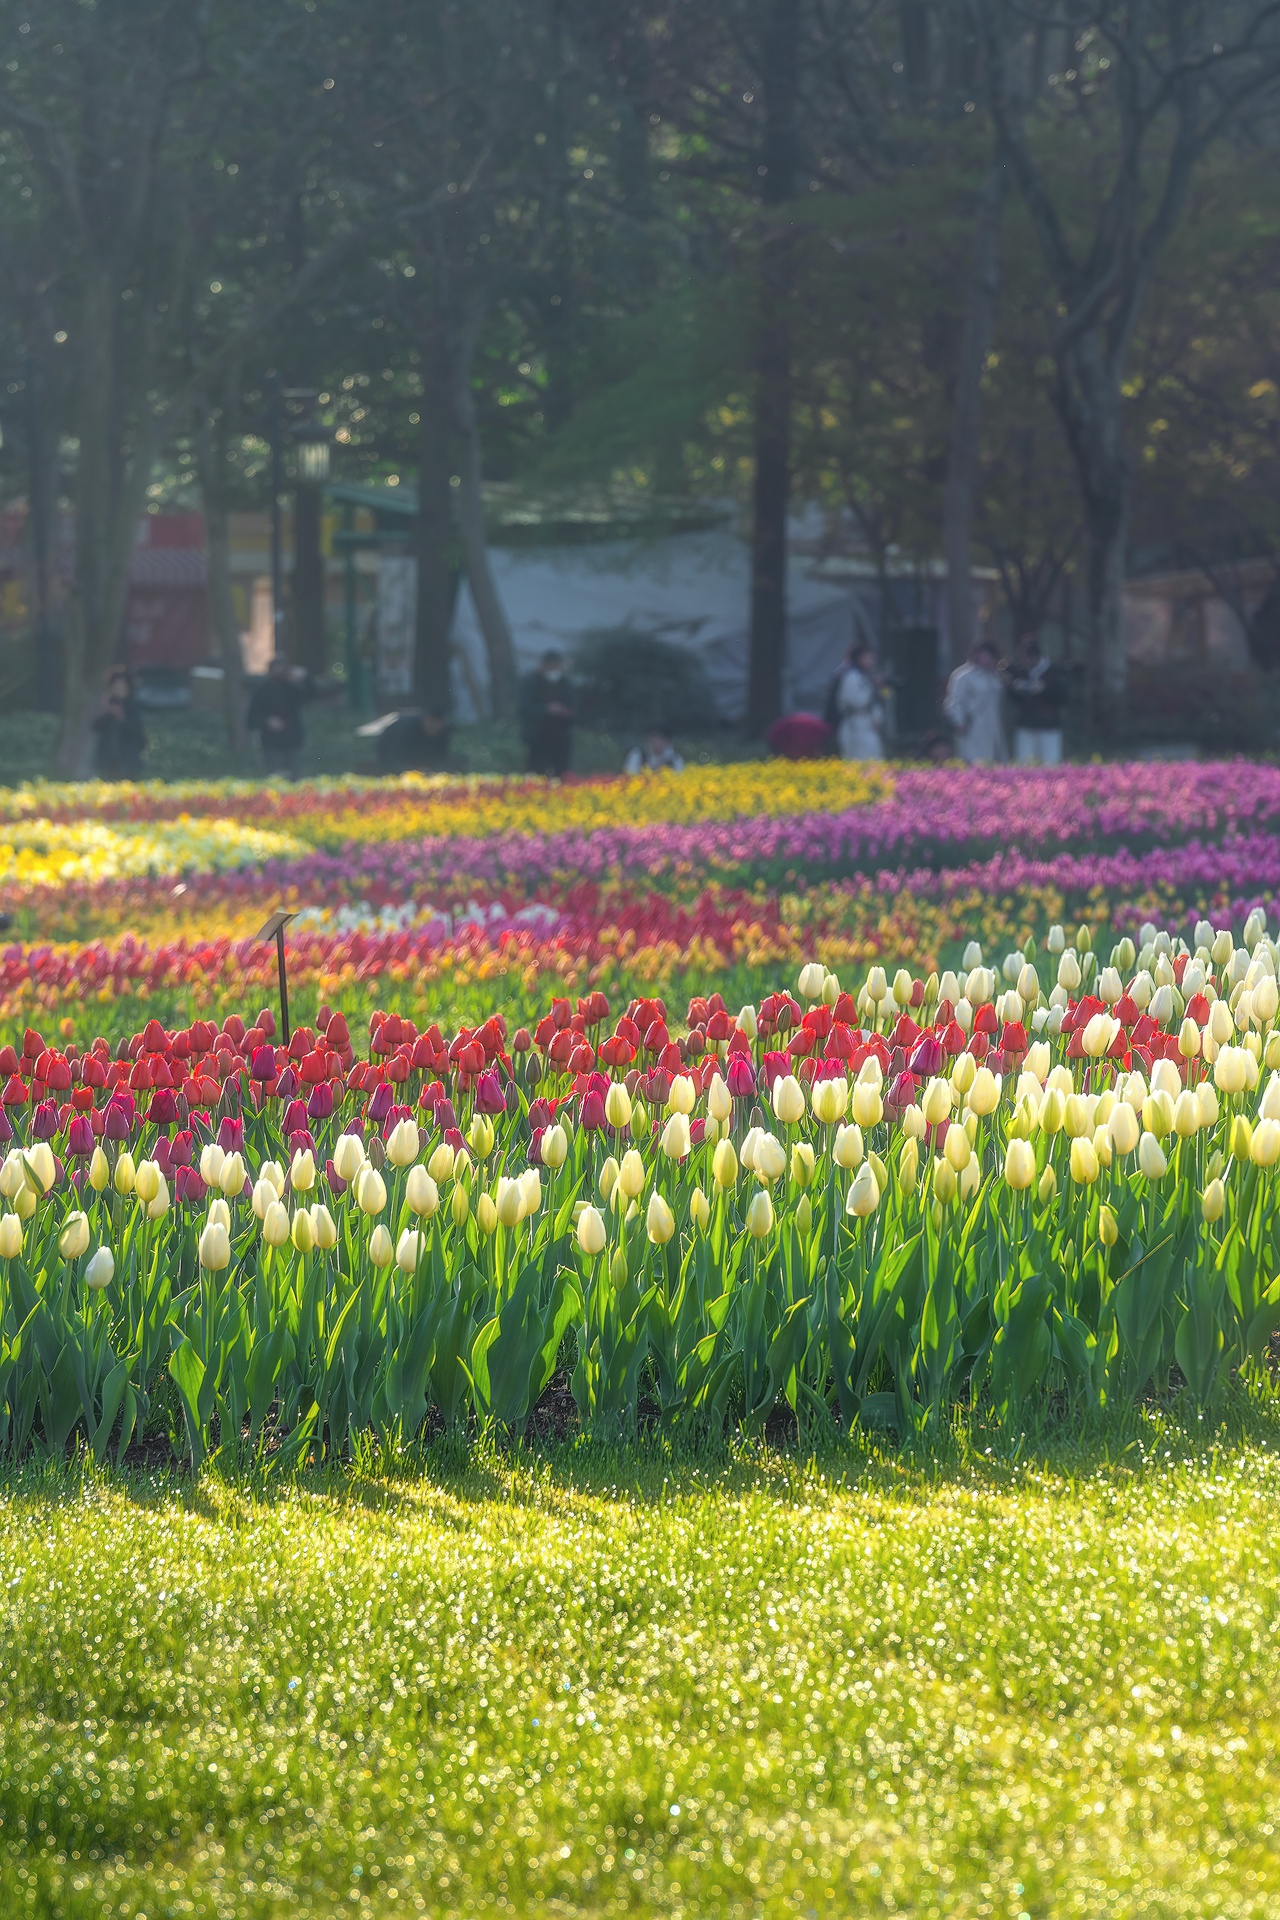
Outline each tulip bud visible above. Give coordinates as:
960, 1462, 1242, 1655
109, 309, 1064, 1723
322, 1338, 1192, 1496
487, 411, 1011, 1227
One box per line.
113, 1150, 137, 1197
1098, 1203, 1118, 1247
0, 1213, 21, 1259
1209, 1000, 1236, 1048
690, 1186, 710, 1231
790, 1141, 816, 1189
310, 1203, 338, 1250
646, 1191, 676, 1244
386, 1119, 419, 1169
604, 1082, 633, 1131
1199, 1178, 1226, 1225
1215, 1045, 1250, 1095
1172, 1090, 1201, 1139
88, 1146, 110, 1193
845, 1160, 880, 1217
577, 1204, 607, 1256
1069, 1136, 1099, 1185
368, 1223, 394, 1268
451, 1183, 470, 1228
810, 1077, 848, 1125
262, 1199, 291, 1247
218, 1151, 246, 1198
898, 1136, 919, 1196
770, 1074, 806, 1126
1037, 1165, 1057, 1204
753, 1133, 787, 1184
494, 1178, 523, 1230
198, 1220, 231, 1270
660, 1112, 691, 1161
467, 1114, 495, 1160
920, 1077, 950, 1127
865, 967, 888, 1004
745, 1189, 774, 1239
1108, 1102, 1141, 1157
834, 1122, 864, 1169
356, 1166, 387, 1216
618, 1149, 645, 1199
1230, 1114, 1253, 1163
892, 969, 913, 1007
609, 1247, 629, 1289
798, 961, 825, 1001
707, 1074, 732, 1123
133, 1158, 161, 1204
395, 1227, 422, 1274
332, 1133, 366, 1183
59, 1211, 90, 1259
406, 1166, 439, 1218
903, 1104, 927, 1141
81, 1245, 114, 1290
1138, 1132, 1168, 1181
932, 1156, 957, 1204
851, 1082, 883, 1128
290, 1208, 315, 1255
1251, 1117, 1280, 1167
1004, 1138, 1035, 1190
424, 1141, 453, 1185
599, 1155, 620, 1202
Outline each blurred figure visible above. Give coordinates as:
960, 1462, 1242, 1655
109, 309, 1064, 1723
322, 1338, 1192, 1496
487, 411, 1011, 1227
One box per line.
624, 727, 684, 774
521, 648, 575, 777
247, 654, 311, 777
92, 666, 146, 779
375, 708, 452, 775
1007, 632, 1065, 765
832, 641, 885, 760
921, 727, 953, 765
944, 641, 1007, 764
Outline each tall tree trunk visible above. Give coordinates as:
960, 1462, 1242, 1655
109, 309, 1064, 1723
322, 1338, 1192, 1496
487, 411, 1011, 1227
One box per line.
943, 157, 1007, 669
55, 270, 157, 776
746, 0, 802, 737
1051, 333, 1130, 739
294, 483, 326, 676
454, 332, 518, 724
415, 330, 458, 716
195, 406, 248, 755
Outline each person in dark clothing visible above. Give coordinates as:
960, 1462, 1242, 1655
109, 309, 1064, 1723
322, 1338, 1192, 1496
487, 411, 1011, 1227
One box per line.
521, 648, 575, 777
92, 666, 146, 779
247, 655, 311, 777
375, 709, 452, 775
1007, 633, 1065, 766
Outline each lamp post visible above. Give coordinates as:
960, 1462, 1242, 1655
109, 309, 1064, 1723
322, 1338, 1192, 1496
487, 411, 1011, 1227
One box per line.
291, 409, 333, 678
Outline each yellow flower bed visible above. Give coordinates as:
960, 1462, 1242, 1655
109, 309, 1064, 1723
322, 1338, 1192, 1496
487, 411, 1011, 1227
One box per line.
0, 816, 309, 887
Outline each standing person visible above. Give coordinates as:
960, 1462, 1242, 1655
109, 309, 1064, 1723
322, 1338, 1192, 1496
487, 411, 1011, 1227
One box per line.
623, 727, 684, 774
831, 642, 885, 761
1007, 632, 1065, 765
92, 666, 146, 779
521, 648, 575, 777
944, 640, 1008, 764
247, 655, 311, 778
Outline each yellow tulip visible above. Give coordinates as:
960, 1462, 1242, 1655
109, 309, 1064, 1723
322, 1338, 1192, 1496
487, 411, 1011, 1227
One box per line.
198, 1221, 231, 1271
262, 1200, 290, 1247
846, 1161, 880, 1218
385, 1120, 419, 1169
332, 1133, 366, 1183
1069, 1136, 1099, 1185
395, 1228, 422, 1274
577, 1205, 607, 1256
88, 1147, 110, 1193
291, 1209, 315, 1255
834, 1122, 864, 1169
771, 1074, 807, 1126
310, 1204, 338, 1250
646, 1192, 675, 1245
467, 1114, 495, 1159
0, 1214, 22, 1259
406, 1165, 439, 1217
1098, 1204, 1118, 1247
605, 1082, 633, 1130
1201, 1179, 1226, 1224
690, 1187, 710, 1231
790, 1141, 815, 1189
1138, 1133, 1168, 1181
712, 1139, 738, 1189
745, 1190, 774, 1239
59, 1212, 90, 1259
356, 1166, 387, 1216
1004, 1139, 1035, 1190
368, 1224, 395, 1268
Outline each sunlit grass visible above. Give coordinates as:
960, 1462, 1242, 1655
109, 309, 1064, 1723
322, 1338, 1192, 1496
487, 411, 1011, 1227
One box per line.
3, 1400, 1280, 1916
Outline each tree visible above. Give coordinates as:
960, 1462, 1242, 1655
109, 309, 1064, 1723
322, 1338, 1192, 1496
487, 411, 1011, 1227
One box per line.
974, 0, 1280, 733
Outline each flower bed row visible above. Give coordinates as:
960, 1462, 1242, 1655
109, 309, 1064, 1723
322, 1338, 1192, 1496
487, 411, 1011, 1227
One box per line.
0, 912, 1278, 1459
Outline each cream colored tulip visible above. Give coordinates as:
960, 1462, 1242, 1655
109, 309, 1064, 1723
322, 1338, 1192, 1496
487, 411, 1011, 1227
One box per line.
111, 1148, 136, 1196
771, 1074, 806, 1125
495, 1178, 523, 1229
810, 1076, 849, 1125
752, 1133, 787, 1185
1251, 1117, 1280, 1167
667, 1074, 696, 1116
451, 1183, 471, 1228
921, 1077, 952, 1126
660, 1112, 691, 1161
332, 1132, 366, 1183
618, 1149, 646, 1199
84, 1246, 114, 1290
519, 1168, 542, 1218
310, 1203, 338, 1251
605, 1082, 633, 1130
251, 1176, 276, 1221
1004, 1138, 1035, 1190
0, 1214, 22, 1259
355, 1165, 387, 1216
133, 1159, 161, 1204
1201, 1178, 1226, 1224
396, 1227, 422, 1274
712, 1138, 738, 1188
1069, 1136, 1099, 1185
59, 1211, 90, 1259
218, 1151, 246, 1198
207, 1197, 231, 1231
598, 1154, 620, 1201
902, 1104, 927, 1141
646, 1192, 675, 1245
1172, 1090, 1201, 1139
1197, 1082, 1220, 1128
966, 1067, 999, 1117
1098, 1204, 1119, 1246
943, 1124, 971, 1173
790, 1141, 816, 1189
198, 1142, 224, 1189
259, 1159, 286, 1197
406, 1165, 439, 1218
467, 1113, 495, 1159
88, 1146, 110, 1193
289, 1147, 318, 1194
1108, 1102, 1141, 1156
198, 1220, 231, 1271
798, 961, 826, 1000
932, 1156, 957, 1204
852, 1082, 883, 1128
577, 1204, 607, 1256
950, 1051, 976, 1096
745, 1189, 774, 1239
690, 1186, 710, 1231
707, 1073, 732, 1122
898, 1136, 920, 1195
368, 1223, 394, 1268
428, 1141, 456, 1183
834, 1122, 864, 1169
291, 1209, 315, 1255
262, 1199, 291, 1247
1208, 1000, 1236, 1047
385, 1119, 419, 1169
846, 1161, 879, 1218
1138, 1132, 1168, 1181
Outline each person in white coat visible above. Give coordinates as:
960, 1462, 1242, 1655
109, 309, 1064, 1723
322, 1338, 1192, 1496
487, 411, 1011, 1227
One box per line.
834, 644, 886, 760
944, 641, 1007, 764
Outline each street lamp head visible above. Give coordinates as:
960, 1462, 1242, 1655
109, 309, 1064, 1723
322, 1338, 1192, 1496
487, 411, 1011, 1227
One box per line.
292, 418, 332, 484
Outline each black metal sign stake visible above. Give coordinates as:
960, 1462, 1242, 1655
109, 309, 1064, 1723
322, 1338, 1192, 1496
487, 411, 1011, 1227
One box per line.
255, 908, 302, 1047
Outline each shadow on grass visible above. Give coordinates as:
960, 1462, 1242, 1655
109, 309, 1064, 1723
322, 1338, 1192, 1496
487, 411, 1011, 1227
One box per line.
4, 1379, 1280, 1524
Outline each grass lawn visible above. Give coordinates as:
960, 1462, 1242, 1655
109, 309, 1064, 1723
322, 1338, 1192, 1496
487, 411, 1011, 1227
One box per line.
3, 1408, 1280, 1919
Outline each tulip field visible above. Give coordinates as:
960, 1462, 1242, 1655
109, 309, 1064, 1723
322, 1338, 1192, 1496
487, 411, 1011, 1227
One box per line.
5, 755, 1280, 1918
0, 758, 1276, 1461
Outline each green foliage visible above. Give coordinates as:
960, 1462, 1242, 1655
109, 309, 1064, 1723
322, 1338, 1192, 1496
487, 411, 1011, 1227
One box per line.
572, 629, 718, 735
